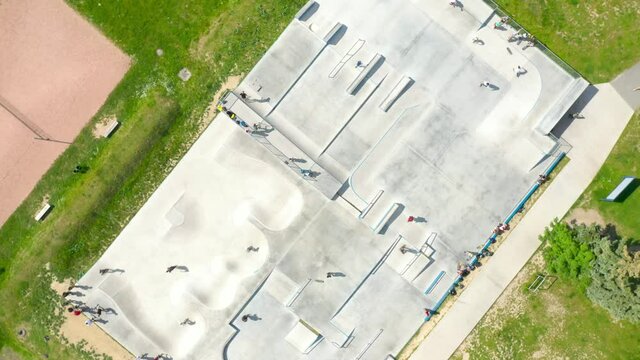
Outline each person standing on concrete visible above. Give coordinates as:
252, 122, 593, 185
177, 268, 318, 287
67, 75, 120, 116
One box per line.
240, 91, 248, 100
95, 305, 104, 317
480, 81, 490, 87
449, 0, 463, 11
99, 268, 110, 275
400, 245, 410, 254
166, 265, 178, 273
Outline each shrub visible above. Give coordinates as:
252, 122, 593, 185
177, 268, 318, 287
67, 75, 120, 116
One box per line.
587, 236, 640, 323
540, 220, 595, 290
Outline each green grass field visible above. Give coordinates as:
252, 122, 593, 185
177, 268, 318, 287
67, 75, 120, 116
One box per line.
495, 0, 640, 83
451, 255, 640, 360
574, 112, 640, 239
0, 0, 305, 358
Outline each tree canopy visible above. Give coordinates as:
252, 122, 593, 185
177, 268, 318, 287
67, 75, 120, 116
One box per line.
540, 220, 640, 323
540, 220, 595, 290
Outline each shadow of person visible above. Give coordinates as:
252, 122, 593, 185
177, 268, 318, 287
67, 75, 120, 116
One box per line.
248, 314, 262, 321
176, 265, 189, 272
488, 84, 500, 91
252, 97, 271, 103
105, 307, 118, 315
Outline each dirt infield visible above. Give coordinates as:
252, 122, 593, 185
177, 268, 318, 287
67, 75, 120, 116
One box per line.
0, 0, 130, 226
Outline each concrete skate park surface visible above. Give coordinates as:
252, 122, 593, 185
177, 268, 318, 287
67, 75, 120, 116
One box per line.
75, 0, 587, 359
0, 0, 130, 226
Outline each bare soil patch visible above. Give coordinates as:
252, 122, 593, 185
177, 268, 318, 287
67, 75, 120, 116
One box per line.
51, 279, 131, 360
0, 0, 130, 226
567, 208, 606, 227
197, 74, 243, 132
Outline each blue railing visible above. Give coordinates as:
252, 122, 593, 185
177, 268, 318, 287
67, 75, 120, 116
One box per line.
424, 151, 566, 321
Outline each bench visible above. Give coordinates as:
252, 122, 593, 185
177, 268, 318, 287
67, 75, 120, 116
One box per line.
603, 176, 637, 202
102, 118, 120, 138
34, 203, 52, 221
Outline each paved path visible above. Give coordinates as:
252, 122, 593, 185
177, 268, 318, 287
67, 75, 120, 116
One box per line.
611, 61, 640, 110
411, 83, 634, 360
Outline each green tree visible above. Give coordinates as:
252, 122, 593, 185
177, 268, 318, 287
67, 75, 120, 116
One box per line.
540, 220, 595, 290
587, 236, 640, 323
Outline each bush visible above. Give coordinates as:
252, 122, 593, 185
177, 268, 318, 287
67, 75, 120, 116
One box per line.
540, 220, 595, 290
587, 236, 640, 323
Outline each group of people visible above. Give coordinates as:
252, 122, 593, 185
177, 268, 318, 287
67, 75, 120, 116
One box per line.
492, 222, 511, 235
66, 303, 105, 326
217, 102, 273, 135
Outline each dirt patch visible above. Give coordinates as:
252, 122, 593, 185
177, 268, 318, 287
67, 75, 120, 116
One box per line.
51, 279, 132, 360
566, 208, 606, 227
197, 74, 243, 132
0, 347, 22, 360
0, 0, 130, 227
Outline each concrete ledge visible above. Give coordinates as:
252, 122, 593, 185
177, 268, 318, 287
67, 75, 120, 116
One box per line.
295, 0, 317, 20
346, 53, 385, 95
536, 77, 590, 135
379, 76, 414, 112
323, 22, 345, 44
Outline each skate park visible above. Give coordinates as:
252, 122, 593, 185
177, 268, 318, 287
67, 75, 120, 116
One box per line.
70, 0, 588, 358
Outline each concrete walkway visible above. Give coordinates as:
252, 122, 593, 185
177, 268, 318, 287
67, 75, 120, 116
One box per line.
411, 83, 634, 360
611, 61, 640, 110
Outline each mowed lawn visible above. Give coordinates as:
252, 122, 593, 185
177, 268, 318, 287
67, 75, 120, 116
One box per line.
495, 0, 640, 83
574, 112, 640, 239
451, 253, 640, 360
0, 0, 305, 358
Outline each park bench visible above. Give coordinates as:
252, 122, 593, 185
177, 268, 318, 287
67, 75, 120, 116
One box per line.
34, 203, 52, 221
603, 176, 637, 202
101, 118, 120, 138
